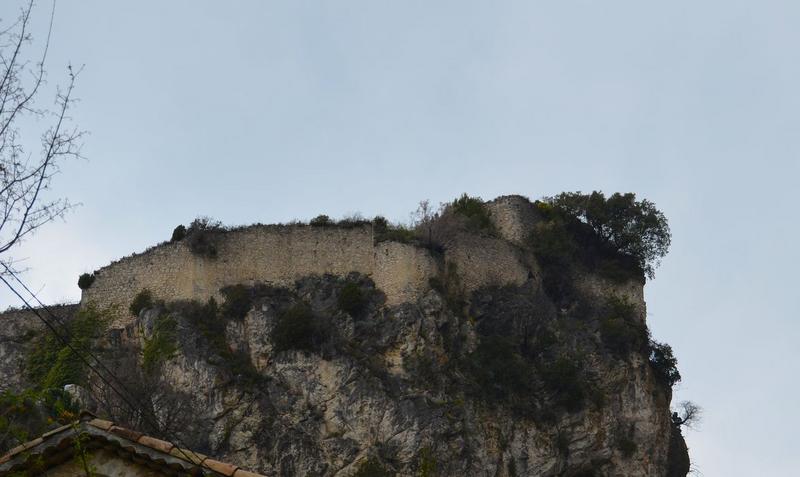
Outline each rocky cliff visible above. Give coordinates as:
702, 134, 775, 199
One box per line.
0, 194, 690, 476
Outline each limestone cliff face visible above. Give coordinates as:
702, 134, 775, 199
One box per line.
0, 196, 688, 476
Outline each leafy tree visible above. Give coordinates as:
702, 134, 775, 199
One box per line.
547, 191, 671, 279
649, 340, 681, 387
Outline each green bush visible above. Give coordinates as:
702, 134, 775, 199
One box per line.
468, 336, 534, 402
220, 284, 253, 320
129, 289, 154, 317
141, 315, 178, 374
373, 216, 416, 243
170, 224, 187, 242
177, 298, 261, 384
26, 307, 108, 391
77, 273, 95, 290
539, 356, 587, 413
185, 217, 222, 258
546, 191, 670, 279
338, 282, 365, 315
450, 193, 495, 233
310, 214, 332, 226
599, 296, 649, 358
272, 303, 327, 353
649, 340, 681, 387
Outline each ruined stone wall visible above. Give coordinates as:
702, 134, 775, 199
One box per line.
81, 225, 443, 327
485, 195, 541, 246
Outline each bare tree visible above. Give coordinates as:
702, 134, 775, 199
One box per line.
0, 0, 83, 269
672, 400, 702, 429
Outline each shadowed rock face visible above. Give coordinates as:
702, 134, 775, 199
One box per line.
0, 197, 688, 476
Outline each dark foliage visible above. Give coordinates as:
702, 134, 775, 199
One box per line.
170, 224, 187, 242
468, 336, 534, 402
310, 214, 333, 226
141, 314, 178, 374
26, 307, 107, 391
272, 303, 333, 354
175, 298, 260, 384
546, 191, 670, 279
185, 217, 223, 258
373, 216, 416, 244
220, 284, 254, 320
538, 356, 590, 413
598, 296, 649, 358
129, 289, 154, 317
649, 340, 681, 387
449, 193, 495, 234
77, 272, 95, 290
338, 282, 365, 315
0, 389, 77, 454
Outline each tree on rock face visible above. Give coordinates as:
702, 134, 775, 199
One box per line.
0, 0, 83, 269
547, 191, 671, 279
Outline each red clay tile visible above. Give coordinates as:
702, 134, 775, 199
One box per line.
109, 426, 143, 442
203, 458, 238, 476
136, 435, 174, 454
88, 418, 114, 431
233, 469, 266, 477
169, 447, 206, 465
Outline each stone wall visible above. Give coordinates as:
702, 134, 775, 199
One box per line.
485, 195, 541, 246
82, 225, 445, 327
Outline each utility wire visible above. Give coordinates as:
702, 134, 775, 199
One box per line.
0, 271, 216, 475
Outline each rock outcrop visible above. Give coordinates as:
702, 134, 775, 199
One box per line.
0, 195, 689, 476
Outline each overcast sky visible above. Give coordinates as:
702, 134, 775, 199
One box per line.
1, 1, 798, 474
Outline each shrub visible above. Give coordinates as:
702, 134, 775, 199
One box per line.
77, 273, 95, 290
141, 315, 178, 374
373, 216, 416, 244
338, 282, 365, 315
310, 214, 332, 226
598, 296, 649, 357
220, 284, 253, 320
26, 307, 108, 390
649, 340, 681, 387
185, 217, 222, 258
546, 191, 671, 279
272, 303, 331, 353
449, 193, 495, 233
468, 336, 534, 402
129, 289, 154, 317
337, 213, 370, 228
539, 356, 587, 413
170, 224, 187, 242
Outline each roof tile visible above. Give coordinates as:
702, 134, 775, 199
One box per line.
169, 447, 207, 465
109, 426, 143, 442
41, 424, 72, 439
136, 435, 174, 454
87, 418, 114, 431
233, 469, 266, 477
203, 458, 238, 476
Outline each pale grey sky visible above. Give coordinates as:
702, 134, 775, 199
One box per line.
1, 1, 798, 474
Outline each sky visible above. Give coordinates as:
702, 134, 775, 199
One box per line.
1, 1, 798, 474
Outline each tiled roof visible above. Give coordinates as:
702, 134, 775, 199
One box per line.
0, 411, 265, 477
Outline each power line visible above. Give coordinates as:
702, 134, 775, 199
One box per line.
0, 270, 216, 474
